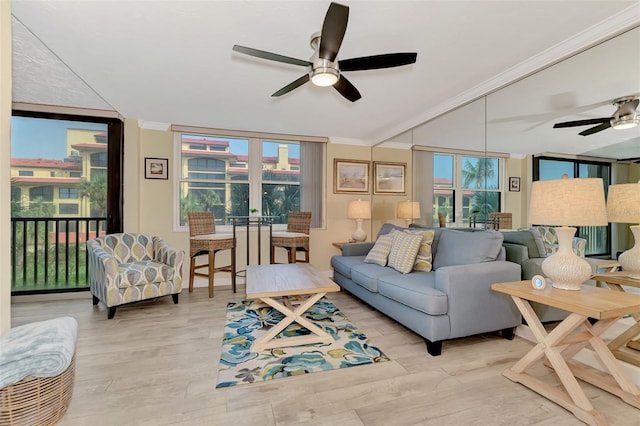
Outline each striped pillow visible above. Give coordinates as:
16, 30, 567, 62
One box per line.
388, 231, 423, 274
364, 233, 395, 266
406, 229, 435, 272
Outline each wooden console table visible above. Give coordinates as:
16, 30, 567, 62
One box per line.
492, 281, 640, 426
592, 272, 640, 366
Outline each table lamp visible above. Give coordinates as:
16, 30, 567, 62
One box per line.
397, 201, 421, 226
347, 199, 371, 242
606, 181, 640, 279
528, 175, 607, 290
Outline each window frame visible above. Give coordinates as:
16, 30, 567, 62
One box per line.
433, 153, 505, 226
173, 132, 324, 232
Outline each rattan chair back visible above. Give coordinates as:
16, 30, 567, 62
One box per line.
286, 211, 312, 234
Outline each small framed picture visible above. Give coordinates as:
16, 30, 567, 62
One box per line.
145, 157, 169, 180
509, 177, 520, 192
373, 161, 406, 195
334, 159, 370, 194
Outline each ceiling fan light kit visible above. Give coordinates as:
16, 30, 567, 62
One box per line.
231, 2, 417, 102
553, 96, 639, 135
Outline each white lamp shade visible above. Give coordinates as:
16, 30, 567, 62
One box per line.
528, 176, 607, 290
397, 201, 421, 220
607, 182, 640, 224
528, 177, 607, 227
347, 199, 371, 220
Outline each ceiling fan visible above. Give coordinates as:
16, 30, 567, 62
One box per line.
231, 2, 417, 102
553, 96, 640, 136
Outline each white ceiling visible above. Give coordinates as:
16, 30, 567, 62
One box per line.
10, 0, 640, 158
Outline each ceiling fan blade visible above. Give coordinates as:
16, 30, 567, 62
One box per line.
333, 75, 361, 102
319, 2, 349, 61
340, 53, 417, 71
579, 122, 612, 136
553, 118, 610, 128
233, 45, 311, 67
271, 74, 310, 97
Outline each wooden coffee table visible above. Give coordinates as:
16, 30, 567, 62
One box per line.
245, 263, 340, 352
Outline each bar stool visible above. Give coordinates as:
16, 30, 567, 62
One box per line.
187, 212, 236, 297
270, 211, 311, 263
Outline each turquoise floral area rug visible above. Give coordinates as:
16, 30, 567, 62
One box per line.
215, 297, 390, 388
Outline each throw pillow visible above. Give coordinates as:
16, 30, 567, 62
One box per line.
405, 229, 435, 272
388, 231, 423, 274
364, 233, 395, 266
432, 229, 504, 269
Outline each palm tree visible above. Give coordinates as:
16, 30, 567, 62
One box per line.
462, 158, 496, 189
78, 174, 107, 216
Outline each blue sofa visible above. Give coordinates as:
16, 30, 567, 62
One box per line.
331, 224, 521, 356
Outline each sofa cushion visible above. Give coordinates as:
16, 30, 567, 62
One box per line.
117, 260, 174, 288
331, 255, 366, 279
350, 263, 400, 293
376, 223, 405, 239
433, 229, 504, 269
405, 229, 435, 272
387, 231, 423, 274
377, 272, 447, 315
364, 232, 396, 266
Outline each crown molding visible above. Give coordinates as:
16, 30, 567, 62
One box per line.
329, 137, 371, 146
374, 3, 640, 145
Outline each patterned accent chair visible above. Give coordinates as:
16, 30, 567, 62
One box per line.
87, 233, 185, 319
531, 225, 586, 257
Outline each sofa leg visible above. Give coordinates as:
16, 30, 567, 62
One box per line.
107, 307, 117, 320
92, 295, 99, 306
501, 327, 516, 340
425, 339, 442, 356
171, 293, 179, 304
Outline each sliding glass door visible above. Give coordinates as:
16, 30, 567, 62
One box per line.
10, 111, 123, 293
534, 156, 610, 256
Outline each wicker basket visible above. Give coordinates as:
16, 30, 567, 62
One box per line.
0, 354, 76, 426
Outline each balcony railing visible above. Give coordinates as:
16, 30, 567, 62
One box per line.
11, 216, 107, 294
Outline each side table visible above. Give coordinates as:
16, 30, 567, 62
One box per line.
332, 241, 355, 251
592, 272, 640, 365
492, 281, 640, 426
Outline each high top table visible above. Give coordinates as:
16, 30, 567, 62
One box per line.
492, 281, 640, 426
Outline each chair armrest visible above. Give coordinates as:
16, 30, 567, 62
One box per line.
502, 243, 530, 265
86, 241, 119, 285
153, 237, 185, 278
341, 242, 375, 256
435, 261, 522, 338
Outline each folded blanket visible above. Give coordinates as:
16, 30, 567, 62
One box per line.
0, 316, 78, 388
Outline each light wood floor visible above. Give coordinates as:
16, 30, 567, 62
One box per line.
10, 285, 640, 426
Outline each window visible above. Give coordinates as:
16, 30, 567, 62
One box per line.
59, 188, 78, 199
58, 203, 79, 215
18, 170, 33, 176
29, 186, 54, 202
176, 132, 324, 228
433, 153, 503, 226
533, 156, 610, 256
70, 171, 82, 178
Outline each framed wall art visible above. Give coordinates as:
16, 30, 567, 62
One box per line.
509, 176, 521, 192
334, 159, 370, 194
145, 157, 169, 180
373, 161, 406, 194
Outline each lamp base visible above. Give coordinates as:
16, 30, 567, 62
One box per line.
541, 227, 592, 291
352, 219, 367, 242
619, 225, 640, 279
